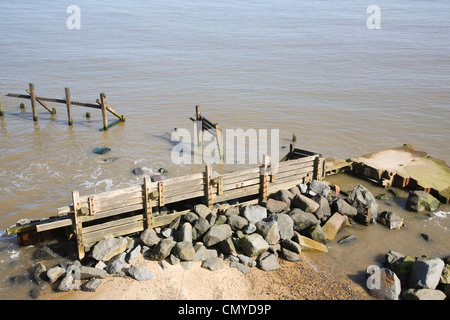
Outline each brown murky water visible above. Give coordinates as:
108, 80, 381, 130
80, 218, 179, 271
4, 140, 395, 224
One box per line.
0, 1, 449, 299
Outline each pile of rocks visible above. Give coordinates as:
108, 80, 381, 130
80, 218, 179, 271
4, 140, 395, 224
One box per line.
366, 251, 449, 300
29, 179, 371, 297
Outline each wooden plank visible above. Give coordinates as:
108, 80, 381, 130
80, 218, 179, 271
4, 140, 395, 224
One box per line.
163, 183, 205, 198
84, 218, 144, 246
277, 160, 315, 174
273, 166, 314, 180
83, 214, 144, 236
158, 181, 165, 207
221, 171, 260, 186
268, 174, 308, 193
94, 197, 144, 215
221, 167, 260, 180
93, 190, 143, 208
164, 189, 205, 204
29, 83, 38, 122
6, 93, 102, 109
80, 203, 144, 223
36, 217, 73, 232
277, 155, 317, 169
222, 177, 260, 192
214, 184, 260, 203
150, 210, 190, 228
72, 190, 85, 260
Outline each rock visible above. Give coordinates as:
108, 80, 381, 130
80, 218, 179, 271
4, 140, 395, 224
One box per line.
421, 233, 430, 242
126, 245, 141, 264
132, 167, 143, 175
33, 263, 47, 285
58, 274, 74, 292
128, 265, 154, 281
394, 256, 414, 286
281, 248, 302, 262
406, 190, 441, 212
151, 175, 163, 182
91, 237, 128, 262
140, 229, 160, 247
367, 267, 401, 300
239, 233, 269, 257
81, 279, 102, 292
385, 250, 405, 269
224, 206, 240, 217
321, 212, 345, 240
230, 262, 250, 275
337, 234, 357, 245
106, 253, 127, 274
158, 167, 168, 174
276, 213, 294, 240
227, 215, 248, 231
255, 219, 280, 245
332, 198, 357, 217
258, 252, 280, 271
292, 233, 328, 253
193, 217, 211, 238
178, 222, 193, 242
289, 208, 319, 232
93, 146, 111, 154
192, 245, 217, 261
242, 205, 267, 225
201, 257, 225, 271
271, 189, 294, 207
242, 223, 256, 234
33, 245, 61, 260
219, 238, 237, 256
146, 239, 177, 261
47, 266, 66, 284
280, 239, 302, 254
203, 224, 233, 247
303, 224, 327, 244
311, 195, 331, 220
161, 227, 174, 238
347, 185, 378, 224
181, 261, 193, 270
441, 264, 450, 284
266, 198, 288, 214
80, 266, 107, 280
409, 257, 445, 289
309, 180, 330, 197
238, 254, 257, 268
291, 194, 320, 213
402, 288, 446, 300
377, 211, 404, 230
183, 211, 199, 224
67, 263, 81, 280
172, 242, 196, 261
194, 204, 212, 219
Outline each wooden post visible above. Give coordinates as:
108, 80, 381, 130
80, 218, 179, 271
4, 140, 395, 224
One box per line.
0, 92, 3, 116
100, 93, 108, 131
195, 105, 201, 120
72, 190, 85, 260
314, 155, 324, 181
260, 154, 269, 202
205, 165, 213, 210
65, 87, 73, 126
158, 181, 165, 207
29, 83, 38, 122
144, 176, 152, 229
215, 123, 224, 161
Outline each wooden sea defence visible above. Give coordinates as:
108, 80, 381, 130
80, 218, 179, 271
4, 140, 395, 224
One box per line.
2, 83, 125, 131
6, 149, 324, 260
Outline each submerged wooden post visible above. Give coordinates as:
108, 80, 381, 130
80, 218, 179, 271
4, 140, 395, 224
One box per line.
72, 190, 85, 260
0, 92, 3, 116
205, 165, 213, 210
65, 87, 73, 126
195, 105, 202, 147
29, 83, 38, 122
100, 93, 108, 131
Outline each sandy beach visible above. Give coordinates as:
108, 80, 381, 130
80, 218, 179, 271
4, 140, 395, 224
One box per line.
45, 252, 371, 300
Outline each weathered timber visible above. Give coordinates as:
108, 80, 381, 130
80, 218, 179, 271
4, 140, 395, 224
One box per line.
29, 83, 38, 121
0, 92, 3, 116
65, 87, 73, 125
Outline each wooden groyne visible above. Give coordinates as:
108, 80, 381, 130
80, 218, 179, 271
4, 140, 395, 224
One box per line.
6, 148, 324, 260
1, 84, 125, 130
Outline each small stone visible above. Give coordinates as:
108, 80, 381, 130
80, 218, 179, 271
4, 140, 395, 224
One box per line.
91, 237, 128, 262
47, 266, 66, 284
81, 279, 102, 292
128, 265, 154, 281
230, 261, 250, 275
201, 257, 225, 271
258, 253, 280, 271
